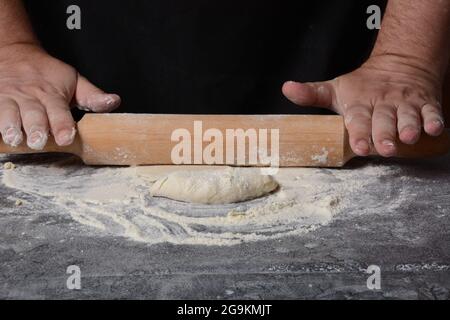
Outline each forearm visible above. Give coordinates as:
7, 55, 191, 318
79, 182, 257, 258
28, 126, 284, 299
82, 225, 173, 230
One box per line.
0, 0, 39, 48
371, 0, 450, 83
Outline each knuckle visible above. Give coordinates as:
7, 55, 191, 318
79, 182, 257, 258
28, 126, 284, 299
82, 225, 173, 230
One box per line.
374, 108, 396, 120
48, 110, 73, 124
346, 106, 372, 118
30, 84, 65, 100
400, 86, 415, 99
0, 97, 17, 109
398, 107, 420, 120
380, 84, 432, 105
0, 82, 66, 101
373, 122, 396, 136
373, 126, 394, 136
347, 121, 371, 134
421, 104, 441, 114
22, 108, 45, 119
19, 101, 46, 116
0, 83, 21, 95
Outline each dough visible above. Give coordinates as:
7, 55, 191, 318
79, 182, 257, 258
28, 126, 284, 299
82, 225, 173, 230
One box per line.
3, 162, 15, 170
150, 167, 279, 204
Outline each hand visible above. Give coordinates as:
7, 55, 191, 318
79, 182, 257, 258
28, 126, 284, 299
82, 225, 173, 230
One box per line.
0, 43, 121, 150
282, 55, 445, 157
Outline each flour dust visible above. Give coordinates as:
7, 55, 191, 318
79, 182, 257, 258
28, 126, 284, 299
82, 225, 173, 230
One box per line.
1, 155, 407, 246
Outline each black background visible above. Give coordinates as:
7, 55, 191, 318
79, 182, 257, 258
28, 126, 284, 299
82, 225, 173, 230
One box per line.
23, 0, 386, 115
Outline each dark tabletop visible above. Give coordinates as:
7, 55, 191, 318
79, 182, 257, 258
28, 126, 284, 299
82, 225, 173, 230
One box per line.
0, 153, 449, 300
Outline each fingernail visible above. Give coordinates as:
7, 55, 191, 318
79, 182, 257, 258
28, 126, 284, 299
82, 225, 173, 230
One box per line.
400, 126, 420, 143
355, 140, 369, 154
3, 127, 23, 147
433, 119, 445, 128
382, 139, 396, 152
86, 94, 120, 111
56, 128, 76, 146
317, 86, 326, 94
105, 94, 120, 106
77, 105, 91, 112
285, 81, 300, 87
27, 129, 48, 150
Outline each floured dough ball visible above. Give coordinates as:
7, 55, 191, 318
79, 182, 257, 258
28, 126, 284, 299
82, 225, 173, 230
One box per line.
3, 162, 16, 170
150, 167, 279, 204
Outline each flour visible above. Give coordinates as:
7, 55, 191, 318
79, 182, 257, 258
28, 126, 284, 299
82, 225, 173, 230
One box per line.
311, 148, 329, 165
3, 162, 15, 170
6, 195, 26, 207
0, 155, 406, 246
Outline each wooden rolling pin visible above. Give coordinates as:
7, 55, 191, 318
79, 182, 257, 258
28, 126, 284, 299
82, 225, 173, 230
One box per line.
0, 114, 449, 167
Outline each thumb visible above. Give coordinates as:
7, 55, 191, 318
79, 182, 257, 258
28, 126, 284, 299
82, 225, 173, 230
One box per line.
282, 80, 335, 110
74, 74, 121, 112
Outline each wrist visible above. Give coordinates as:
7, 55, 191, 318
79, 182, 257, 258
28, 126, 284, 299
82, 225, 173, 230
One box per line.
364, 53, 444, 88
0, 39, 41, 51
0, 30, 40, 49
0, 41, 45, 61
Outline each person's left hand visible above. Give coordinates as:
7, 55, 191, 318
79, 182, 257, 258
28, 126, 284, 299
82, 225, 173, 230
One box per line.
282, 55, 445, 157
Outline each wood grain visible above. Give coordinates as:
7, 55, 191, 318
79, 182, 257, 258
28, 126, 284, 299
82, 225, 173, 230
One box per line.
0, 114, 449, 168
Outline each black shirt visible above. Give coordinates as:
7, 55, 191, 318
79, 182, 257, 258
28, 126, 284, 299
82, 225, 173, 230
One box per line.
24, 0, 386, 114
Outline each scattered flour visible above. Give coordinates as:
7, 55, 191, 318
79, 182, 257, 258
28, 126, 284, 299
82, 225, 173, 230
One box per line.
0, 155, 406, 246
6, 196, 26, 207
311, 148, 329, 165
3, 162, 15, 170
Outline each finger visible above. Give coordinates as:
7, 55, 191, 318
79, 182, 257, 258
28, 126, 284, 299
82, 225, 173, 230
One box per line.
0, 98, 24, 147
74, 74, 121, 112
397, 104, 421, 144
372, 105, 398, 157
421, 103, 445, 136
18, 99, 50, 150
344, 104, 373, 156
41, 95, 76, 146
282, 81, 334, 109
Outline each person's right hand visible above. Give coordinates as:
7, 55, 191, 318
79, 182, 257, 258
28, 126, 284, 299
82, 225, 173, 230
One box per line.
0, 43, 121, 150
